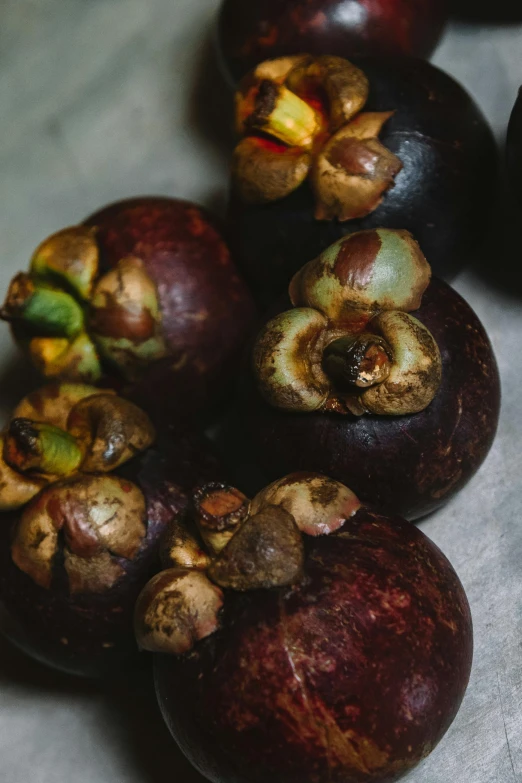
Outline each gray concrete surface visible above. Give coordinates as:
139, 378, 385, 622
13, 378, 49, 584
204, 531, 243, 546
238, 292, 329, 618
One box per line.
0, 1, 521, 781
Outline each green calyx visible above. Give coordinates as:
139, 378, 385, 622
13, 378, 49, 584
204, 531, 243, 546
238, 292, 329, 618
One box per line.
253, 228, 442, 417
1, 274, 85, 338
4, 418, 84, 477
1, 227, 165, 384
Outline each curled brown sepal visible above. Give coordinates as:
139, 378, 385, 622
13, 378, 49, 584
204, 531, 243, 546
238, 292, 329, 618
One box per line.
12, 383, 109, 430
67, 393, 155, 472
253, 308, 331, 412
253, 261, 442, 417
11, 474, 146, 594
29, 226, 99, 301
289, 228, 431, 324
207, 505, 304, 591
312, 113, 403, 221
232, 136, 311, 204
192, 482, 250, 555
355, 311, 442, 415
159, 515, 212, 571
0, 434, 46, 512
250, 473, 361, 537
134, 568, 224, 655
89, 256, 167, 381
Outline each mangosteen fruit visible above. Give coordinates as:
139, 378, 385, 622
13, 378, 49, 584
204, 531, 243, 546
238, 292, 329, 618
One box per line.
216, 0, 448, 86
0, 197, 255, 430
227, 54, 497, 304
234, 228, 500, 520
0, 382, 220, 677
136, 473, 473, 783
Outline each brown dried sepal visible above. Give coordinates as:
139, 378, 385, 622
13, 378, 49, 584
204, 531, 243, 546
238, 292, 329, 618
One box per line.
232, 136, 311, 204
250, 473, 361, 536
159, 514, 211, 571
193, 482, 250, 555
134, 568, 224, 655
11, 474, 146, 593
313, 113, 403, 221
285, 55, 369, 132
12, 383, 108, 430
67, 392, 155, 472
208, 505, 304, 591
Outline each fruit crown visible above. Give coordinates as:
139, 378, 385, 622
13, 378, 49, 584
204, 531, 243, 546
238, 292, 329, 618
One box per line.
0, 226, 166, 383
232, 55, 402, 220
134, 473, 361, 655
1, 383, 157, 593
253, 228, 442, 417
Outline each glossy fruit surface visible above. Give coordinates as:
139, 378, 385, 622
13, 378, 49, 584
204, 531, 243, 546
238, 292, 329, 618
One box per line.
235, 278, 500, 520
155, 506, 472, 783
228, 57, 497, 306
217, 0, 448, 86
1, 197, 255, 431
0, 433, 220, 677
84, 197, 255, 429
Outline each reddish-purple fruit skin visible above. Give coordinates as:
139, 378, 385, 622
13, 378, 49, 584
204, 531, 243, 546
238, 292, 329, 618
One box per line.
0, 435, 220, 677
155, 508, 472, 783
227, 57, 497, 305
235, 278, 500, 520
84, 197, 255, 430
216, 0, 448, 86
507, 88, 522, 203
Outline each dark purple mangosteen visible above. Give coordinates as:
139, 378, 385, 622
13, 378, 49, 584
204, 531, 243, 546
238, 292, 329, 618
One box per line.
227, 54, 496, 305
0, 197, 255, 431
233, 228, 500, 520
134, 474, 473, 783
216, 0, 448, 86
0, 383, 220, 677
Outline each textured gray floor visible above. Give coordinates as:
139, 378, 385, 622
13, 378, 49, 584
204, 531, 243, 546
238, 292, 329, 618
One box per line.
1, 1, 522, 781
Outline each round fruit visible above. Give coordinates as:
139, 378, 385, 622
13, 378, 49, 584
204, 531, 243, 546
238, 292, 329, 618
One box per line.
234, 230, 500, 520
228, 55, 497, 305
0, 197, 255, 430
144, 474, 472, 783
217, 0, 448, 85
0, 383, 220, 676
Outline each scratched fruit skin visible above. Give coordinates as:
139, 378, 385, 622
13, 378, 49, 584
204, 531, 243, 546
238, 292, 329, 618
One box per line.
0, 435, 220, 677
235, 278, 500, 521
216, 0, 448, 85
85, 197, 255, 431
227, 57, 497, 305
155, 508, 472, 783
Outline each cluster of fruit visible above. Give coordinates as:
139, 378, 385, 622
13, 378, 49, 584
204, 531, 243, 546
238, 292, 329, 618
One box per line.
1, 3, 519, 782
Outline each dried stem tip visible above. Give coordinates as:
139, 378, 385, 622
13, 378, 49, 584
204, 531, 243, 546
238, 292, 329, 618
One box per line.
322, 333, 392, 391
193, 483, 250, 554
4, 418, 84, 477
247, 80, 322, 149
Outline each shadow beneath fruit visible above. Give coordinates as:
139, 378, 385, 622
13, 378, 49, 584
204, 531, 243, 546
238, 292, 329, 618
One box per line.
0, 353, 40, 425
0, 633, 205, 782
451, 0, 522, 22
0, 632, 93, 694
470, 167, 522, 300
102, 666, 207, 783
187, 25, 235, 158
